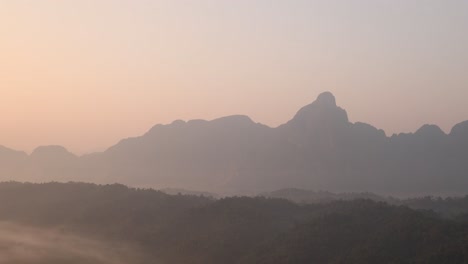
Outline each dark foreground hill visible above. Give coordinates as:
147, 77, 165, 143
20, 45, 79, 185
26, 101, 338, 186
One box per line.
1, 92, 467, 196
0, 182, 467, 264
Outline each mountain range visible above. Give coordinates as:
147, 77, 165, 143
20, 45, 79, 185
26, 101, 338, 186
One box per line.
1, 92, 467, 196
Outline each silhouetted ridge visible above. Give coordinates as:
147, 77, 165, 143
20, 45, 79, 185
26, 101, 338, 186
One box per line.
0, 146, 28, 169
144, 115, 257, 138
316, 91, 337, 106
211, 115, 255, 125
415, 124, 445, 137
31, 145, 76, 158
287, 92, 349, 128
170, 119, 186, 126
351, 122, 386, 136
450, 120, 468, 138
0, 145, 27, 157
278, 92, 350, 151
450, 121, 468, 151
0, 92, 467, 196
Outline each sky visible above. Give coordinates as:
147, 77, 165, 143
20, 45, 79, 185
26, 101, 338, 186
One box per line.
0, 0, 467, 154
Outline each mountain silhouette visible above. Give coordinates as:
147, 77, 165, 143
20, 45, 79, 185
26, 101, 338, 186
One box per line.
1, 92, 467, 196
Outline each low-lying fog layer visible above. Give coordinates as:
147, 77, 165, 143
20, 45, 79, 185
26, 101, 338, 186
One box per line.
0, 222, 142, 264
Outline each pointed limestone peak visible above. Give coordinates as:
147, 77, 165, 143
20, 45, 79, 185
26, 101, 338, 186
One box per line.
316, 91, 337, 107
291, 91, 348, 123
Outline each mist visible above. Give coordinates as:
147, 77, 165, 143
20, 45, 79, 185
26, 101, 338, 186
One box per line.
0, 222, 143, 264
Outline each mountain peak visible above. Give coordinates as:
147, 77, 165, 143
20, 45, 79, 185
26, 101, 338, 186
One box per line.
31, 145, 76, 158
316, 92, 336, 107
415, 124, 445, 137
280, 92, 350, 143
450, 120, 468, 139
288, 91, 348, 125
211, 115, 253, 124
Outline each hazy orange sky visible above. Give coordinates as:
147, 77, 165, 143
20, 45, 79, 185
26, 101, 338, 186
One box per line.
1, 0, 467, 154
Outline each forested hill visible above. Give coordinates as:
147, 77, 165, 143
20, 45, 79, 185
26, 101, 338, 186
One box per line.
0, 182, 467, 263
263, 188, 468, 218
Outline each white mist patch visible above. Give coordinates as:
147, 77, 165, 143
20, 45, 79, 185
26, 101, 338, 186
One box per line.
0, 222, 142, 264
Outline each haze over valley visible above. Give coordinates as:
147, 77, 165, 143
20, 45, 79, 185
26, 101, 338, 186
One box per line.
1, 1, 468, 263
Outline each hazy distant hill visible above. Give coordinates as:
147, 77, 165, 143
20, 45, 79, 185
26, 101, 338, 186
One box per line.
1, 92, 467, 196
262, 188, 389, 204
262, 188, 468, 218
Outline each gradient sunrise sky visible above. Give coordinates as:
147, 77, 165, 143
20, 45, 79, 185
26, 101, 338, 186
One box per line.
1, 0, 467, 154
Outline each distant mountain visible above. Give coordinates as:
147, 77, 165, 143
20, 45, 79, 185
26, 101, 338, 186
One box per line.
0, 146, 28, 181
1, 92, 467, 196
